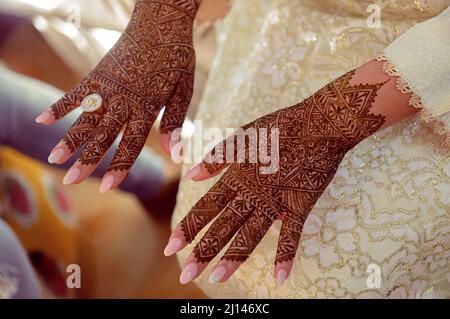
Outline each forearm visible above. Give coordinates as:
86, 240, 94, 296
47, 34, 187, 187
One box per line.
340, 7, 450, 147
308, 8, 450, 142
349, 58, 419, 132
368, 6, 450, 138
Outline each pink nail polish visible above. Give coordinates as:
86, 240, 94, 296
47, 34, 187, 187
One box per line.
183, 164, 202, 181
99, 175, 115, 194
276, 269, 287, 285
63, 168, 81, 185
209, 266, 227, 284
35, 111, 50, 124
164, 238, 182, 256
48, 148, 65, 164
180, 263, 198, 285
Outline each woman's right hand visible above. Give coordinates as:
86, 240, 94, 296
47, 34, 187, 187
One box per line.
165, 58, 418, 285
36, 0, 199, 193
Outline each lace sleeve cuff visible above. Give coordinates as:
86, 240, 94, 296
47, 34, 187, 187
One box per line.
377, 6, 450, 145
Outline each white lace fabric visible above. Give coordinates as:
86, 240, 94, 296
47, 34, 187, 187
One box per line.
381, 6, 450, 146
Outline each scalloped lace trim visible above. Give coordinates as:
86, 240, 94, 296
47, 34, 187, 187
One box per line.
376, 53, 449, 148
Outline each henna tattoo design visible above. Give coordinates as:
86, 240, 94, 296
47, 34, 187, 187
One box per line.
51, 0, 197, 171
181, 70, 386, 265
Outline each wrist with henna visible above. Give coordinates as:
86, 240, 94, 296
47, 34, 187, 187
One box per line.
165, 58, 418, 285
37, 0, 198, 191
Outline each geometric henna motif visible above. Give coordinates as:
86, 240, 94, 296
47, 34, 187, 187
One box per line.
181, 180, 236, 245
53, 0, 198, 171
182, 70, 386, 265
192, 196, 255, 263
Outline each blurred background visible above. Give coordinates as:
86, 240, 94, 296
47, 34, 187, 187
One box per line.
0, 0, 230, 298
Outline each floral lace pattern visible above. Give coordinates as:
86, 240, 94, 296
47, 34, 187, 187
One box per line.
172, 0, 450, 298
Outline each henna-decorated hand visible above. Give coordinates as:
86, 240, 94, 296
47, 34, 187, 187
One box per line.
164, 60, 417, 285
36, 0, 199, 191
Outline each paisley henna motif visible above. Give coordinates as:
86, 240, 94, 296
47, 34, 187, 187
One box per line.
181, 70, 386, 265
51, 0, 197, 171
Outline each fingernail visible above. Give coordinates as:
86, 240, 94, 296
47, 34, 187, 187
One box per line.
35, 111, 51, 124
63, 167, 81, 185
277, 269, 287, 285
209, 266, 226, 284
183, 164, 202, 181
99, 175, 115, 194
48, 148, 65, 164
164, 238, 182, 256
180, 263, 198, 285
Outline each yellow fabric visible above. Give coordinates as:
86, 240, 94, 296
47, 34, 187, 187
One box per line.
0, 147, 77, 266
172, 0, 450, 298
